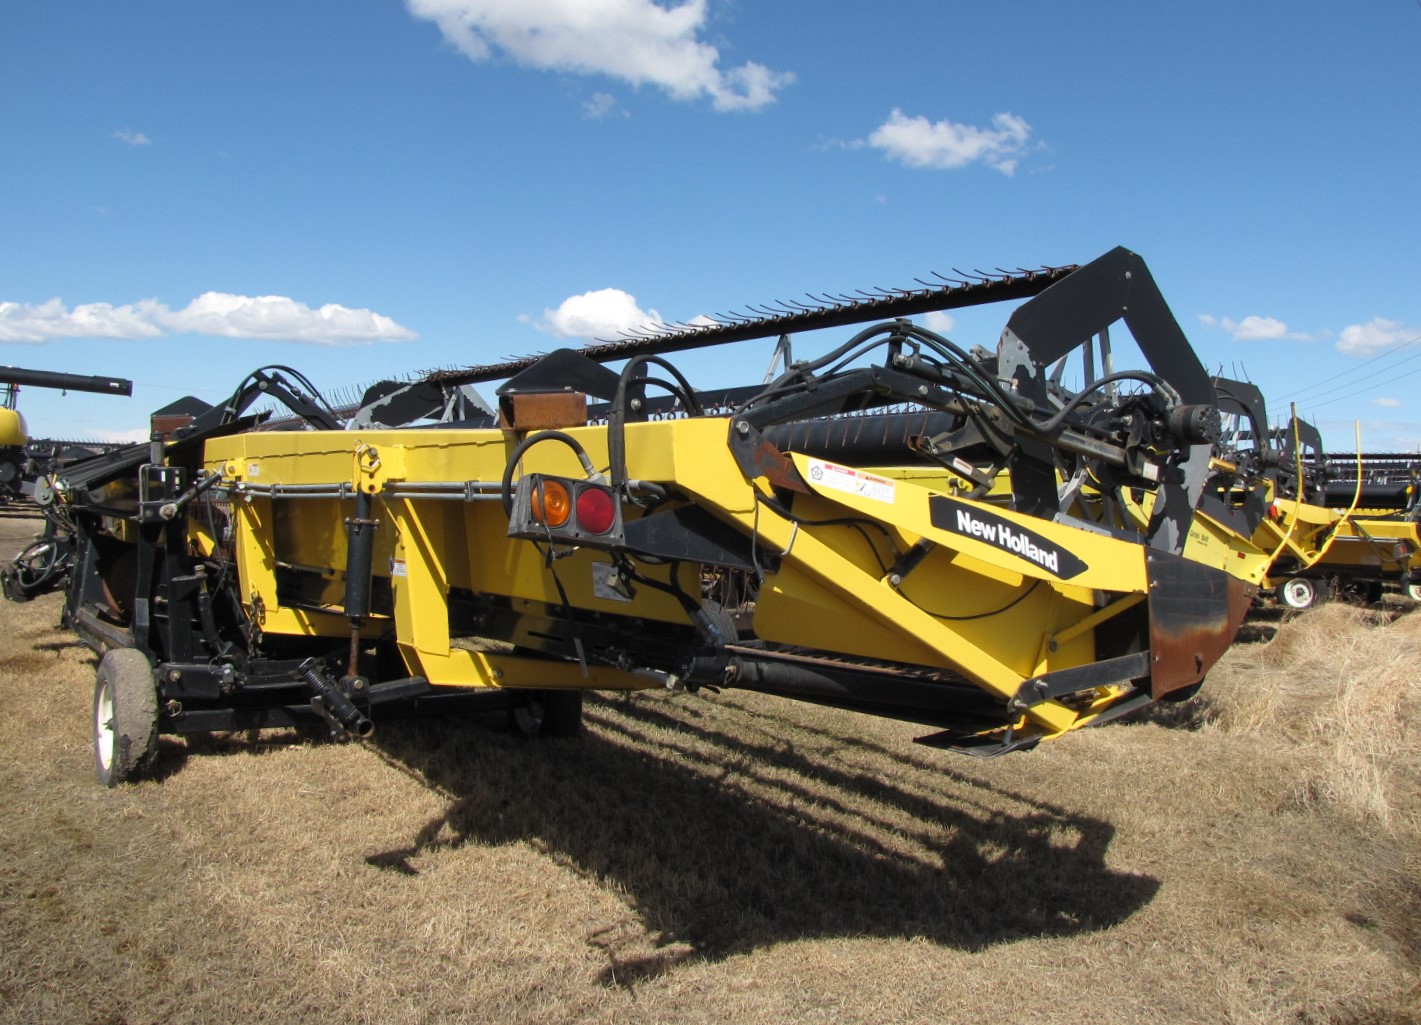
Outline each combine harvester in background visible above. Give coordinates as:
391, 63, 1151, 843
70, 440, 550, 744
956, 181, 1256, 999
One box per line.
1206, 377, 1421, 610
12, 248, 1285, 786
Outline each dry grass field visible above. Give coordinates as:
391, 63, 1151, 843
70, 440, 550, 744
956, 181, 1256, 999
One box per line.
0, 514, 1417, 1024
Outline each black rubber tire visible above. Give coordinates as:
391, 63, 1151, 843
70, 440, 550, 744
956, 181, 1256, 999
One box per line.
93, 648, 159, 787
1278, 576, 1327, 611
510, 689, 584, 739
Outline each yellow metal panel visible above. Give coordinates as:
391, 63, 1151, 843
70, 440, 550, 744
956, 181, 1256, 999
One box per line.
0, 408, 25, 447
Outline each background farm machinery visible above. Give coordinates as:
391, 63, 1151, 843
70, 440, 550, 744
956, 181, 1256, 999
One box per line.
1, 366, 133, 503
9, 248, 1298, 785
1, 367, 134, 602
1205, 377, 1421, 609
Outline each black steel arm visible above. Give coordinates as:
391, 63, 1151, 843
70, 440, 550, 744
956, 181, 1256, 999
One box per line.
422, 265, 1077, 389
0, 367, 133, 396
994, 247, 1220, 553
188, 368, 341, 433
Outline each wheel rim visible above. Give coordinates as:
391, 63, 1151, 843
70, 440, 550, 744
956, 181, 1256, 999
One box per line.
95, 678, 115, 772
512, 700, 545, 735
1282, 579, 1313, 607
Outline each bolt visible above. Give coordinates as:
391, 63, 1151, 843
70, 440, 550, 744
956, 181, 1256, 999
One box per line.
735, 421, 750, 436
167, 669, 182, 683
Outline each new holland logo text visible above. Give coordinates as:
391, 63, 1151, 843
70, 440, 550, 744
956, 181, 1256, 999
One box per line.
955, 507, 1061, 572
929, 498, 1088, 579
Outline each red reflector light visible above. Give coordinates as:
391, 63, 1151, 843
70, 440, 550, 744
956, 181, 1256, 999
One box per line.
576, 487, 616, 534
531, 480, 571, 527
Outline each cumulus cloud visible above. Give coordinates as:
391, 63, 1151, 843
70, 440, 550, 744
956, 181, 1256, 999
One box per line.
0, 294, 416, 345
113, 129, 151, 146
1198, 313, 1311, 342
866, 109, 1032, 175
528, 288, 662, 339
406, 0, 792, 111
920, 311, 955, 335
92, 427, 154, 444
1336, 317, 1416, 357
583, 91, 620, 119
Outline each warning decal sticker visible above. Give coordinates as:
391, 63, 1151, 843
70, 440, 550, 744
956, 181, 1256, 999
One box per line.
806, 459, 896, 504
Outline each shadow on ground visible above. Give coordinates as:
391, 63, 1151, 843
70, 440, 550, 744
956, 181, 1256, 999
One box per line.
368, 694, 1159, 983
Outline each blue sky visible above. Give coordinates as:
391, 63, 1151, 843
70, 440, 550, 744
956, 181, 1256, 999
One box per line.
2, 1, 1418, 451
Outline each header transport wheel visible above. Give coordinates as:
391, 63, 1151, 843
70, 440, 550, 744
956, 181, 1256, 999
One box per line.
1279, 576, 1328, 612
510, 690, 584, 739
93, 648, 159, 787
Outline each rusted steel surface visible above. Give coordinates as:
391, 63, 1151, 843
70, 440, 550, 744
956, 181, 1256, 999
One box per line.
728, 421, 809, 494
1145, 551, 1256, 698
498, 392, 589, 432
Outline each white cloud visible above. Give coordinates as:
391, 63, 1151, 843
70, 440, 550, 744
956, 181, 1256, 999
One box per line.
583, 91, 620, 119
406, 0, 792, 111
92, 427, 154, 444
1198, 313, 1311, 341
0, 299, 165, 343
165, 293, 416, 343
1372, 396, 1403, 408
0, 294, 416, 345
1336, 317, 1416, 357
921, 311, 955, 335
530, 288, 662, 339
113, 129, 151, 146
866, 109, 1032, 175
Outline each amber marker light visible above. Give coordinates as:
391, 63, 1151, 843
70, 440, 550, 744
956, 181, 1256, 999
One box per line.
531, 479, 572, 527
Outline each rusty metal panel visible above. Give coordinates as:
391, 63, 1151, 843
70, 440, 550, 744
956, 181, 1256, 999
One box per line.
151, 414, 194, 440
728, 421, 809, 494
498, 392, 588, 431
1145, 550, 1254, 698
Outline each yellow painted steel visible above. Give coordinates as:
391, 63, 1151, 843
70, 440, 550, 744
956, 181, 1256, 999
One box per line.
0, 408, 26, 448
198, 412, 1260, 742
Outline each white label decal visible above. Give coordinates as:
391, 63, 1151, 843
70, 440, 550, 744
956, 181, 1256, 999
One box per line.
592, 562, 632, 602
806, 459, 895, 504
389, 558, 407, 578
246, 462, 261, 478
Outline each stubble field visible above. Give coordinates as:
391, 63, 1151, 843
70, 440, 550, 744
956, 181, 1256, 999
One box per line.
0, 513, 1417, 1024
